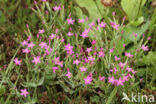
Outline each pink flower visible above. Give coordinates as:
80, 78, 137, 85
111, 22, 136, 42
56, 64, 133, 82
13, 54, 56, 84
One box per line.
118, 62, 126, 69
39, 42, 47, 48
22, 48, 30, 53
91, 40, 96, 45
108, 76, 115, 84
66, 72, 72, 78
109, 48, 114, 53
89, 22, 95, 27
32, 56, 41, 64
122, 76, 129, 82
41, 0, 47, 2
86, 47, 92, 53
110, 22, 120, 30
28, 42, 35, 48
115, 56, 120, 61
84, 76, 92, 85
80, 32, 88, 38
99, 22, 106, 28
21, 40, 28, 46
126, 67, 132, 72
67, 32, 73, 36
67, 18, 75, 24
49, 34, 55, 40
73, 59, 80, 65
64, 44, 73, 51
125, 52, 133, 58
78, 19, 85, 23
52, 67, 58, 73
38, 29, 45, 34
99, 76, 105, 81
14, 58, 22, 66
80, 66, 87, 72
116, 78, 124, 86
53, 6, 61, 11
88, 56, 95, 61
20, 88, 29, 97
98, 50, 105, 58
141, 45, 149, 51
131, 70, 137, 74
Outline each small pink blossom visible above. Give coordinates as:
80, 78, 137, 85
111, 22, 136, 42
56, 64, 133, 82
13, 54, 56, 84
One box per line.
126, 67, 132, 72
39, 42, 47, 48
52, 67, 58, 73
38, 29, 45, 34
125, 52, 133, 58
86, 47, 92, 53
84, 76, 92, 85
67, 18, 75, 24
73, 59, 80, 65
88, 56, 95, 61
99, 22, 106, 28
67, 32, 73, 36
109, 48, 114, 53
49, 34, 56, 40
118, 62, 126, 69
80, 66, 87, 72
21, 40, 28, 46
14, 58, 22, 66
20, 88, 29, 97
64, 44, 73, 51
110, 22, 120, 30
141, 45, 149, 51
116, 78, 124, 86
99, 76, 105, 81
80, 32, 88, 38
108, 76, 115, 84
22, 48, 30, 53
114, 56, 120, 61
28, 42, 35, 48
32, 56, 41, 64
78, 19, 85, 23
53, 6, 61, 11
66, 71, 72, 78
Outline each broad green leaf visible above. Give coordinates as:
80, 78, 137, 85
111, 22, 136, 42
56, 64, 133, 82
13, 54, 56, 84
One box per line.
122, 21, 150, 45
76, 0, 104, 21
121, 0, 146, 21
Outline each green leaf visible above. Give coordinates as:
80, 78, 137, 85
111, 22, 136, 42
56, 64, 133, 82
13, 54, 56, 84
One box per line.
122, 21, 150, 45
0, 85, 6, 96
106, 87, 118, 104
121, 0, 146, 21
76, 0, 104, 21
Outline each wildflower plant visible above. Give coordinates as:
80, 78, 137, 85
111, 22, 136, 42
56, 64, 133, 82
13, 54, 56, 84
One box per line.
0, 0, 155, 104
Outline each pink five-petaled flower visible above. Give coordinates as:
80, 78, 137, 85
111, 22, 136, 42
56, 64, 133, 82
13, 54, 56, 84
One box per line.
32, 56, 41, 64
125, 52, 133, 58
99, 76, 105, 81
39, 42, 47, 48
67, 32, 73, 36
110, 22, 120, 30
78, 19, 85, 23
20, 88, 29, 97
49, 34, 56, 40
41, 0, 47, 2
80, 66, 87, 72
126, 67, 132, 72
84, 76, 92, 85
73, 59, 80, 65
67, 18, 75, 24
98, 50, 105, 58
14, 58, 22, 66
117, 77, 124, 86
38, 29, 45, 34
141, 45, 149, 51
108, 76, 115, 84
122, 75, 129, 82
80, 32, 88, 38
99, 22, 106, 28
115, 56, 120, 61
28, 42, 35, 48
21, 40, 28, 46
22, 48, 30, 53
88, 56, 95, 61
118, 62, 126, 69
52, 67, 58, 73
66, 71, 72, 78
53, 6, 61, 11
109, 48, 114, 53
64, 44, 73, 51
86, 47, 92, 53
